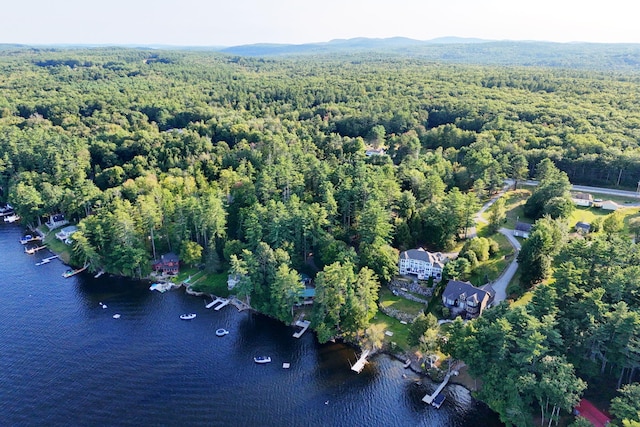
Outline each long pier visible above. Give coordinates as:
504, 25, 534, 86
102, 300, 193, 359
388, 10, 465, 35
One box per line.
292, 320, 311, 338
351, 349, 371, 373
25, 245, 46, 254
422, 372, 452, 404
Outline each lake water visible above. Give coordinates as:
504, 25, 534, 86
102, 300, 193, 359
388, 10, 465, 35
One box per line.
0, 223, 502, 426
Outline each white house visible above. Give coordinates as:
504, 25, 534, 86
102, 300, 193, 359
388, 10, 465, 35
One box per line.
572, 192, 593, 207
513, 221, 533, 238
398, 248, 446, 280
601, 200, 620, 211
46, 213, 69, 230
55, 225, 78, 244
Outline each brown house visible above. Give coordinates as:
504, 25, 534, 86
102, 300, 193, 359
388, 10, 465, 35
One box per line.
442, 280, 491, 318
152, 252, 180, 275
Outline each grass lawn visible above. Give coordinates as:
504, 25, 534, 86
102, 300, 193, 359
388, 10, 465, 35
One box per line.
41, 227, 72, 264
569, 206, 613, 227
184, 268, 230, 297
502, 189, 533, 229
468, 232, 515, 286
379, 286, 427, 316
370, 311, 410, 351
511, 290, 533, 308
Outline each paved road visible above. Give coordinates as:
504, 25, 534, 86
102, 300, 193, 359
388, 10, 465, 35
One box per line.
470, 178, 640, 305
521, 179, 640, 201
491, 228, 522, 304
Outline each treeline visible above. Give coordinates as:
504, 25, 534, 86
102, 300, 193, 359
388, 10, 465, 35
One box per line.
446, 231, 640, 427
1, 47, 640, 342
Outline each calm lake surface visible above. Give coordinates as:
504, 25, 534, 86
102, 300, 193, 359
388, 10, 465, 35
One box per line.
0, 223, 502, 426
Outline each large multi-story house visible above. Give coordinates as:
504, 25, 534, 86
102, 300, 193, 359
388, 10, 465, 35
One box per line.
442, 279, 492, 318
398, 248, 446, 280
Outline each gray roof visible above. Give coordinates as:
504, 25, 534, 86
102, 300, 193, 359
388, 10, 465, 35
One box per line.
575, 221, 591, 230
443, 280, 489, 304
515, 222, 532, 232
400, 248, 445, 267
572, 192, 593, 200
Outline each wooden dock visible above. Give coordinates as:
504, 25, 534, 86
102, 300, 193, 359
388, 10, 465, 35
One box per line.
214, 298, 230, 311
206, 297, 230, 310
206, 296, 223, 309
25, 245, 46, 254
351, 349, 371, 373
292, 320, 311, 338
62, 265, 88, 278
422, 372, 452, 404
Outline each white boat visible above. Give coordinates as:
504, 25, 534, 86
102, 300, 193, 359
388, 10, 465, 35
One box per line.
216, 328, 229, 337
4, 214, 20, 223
113, 314, 121, 319
180, 313, 196, 320
254, 356, 271, 364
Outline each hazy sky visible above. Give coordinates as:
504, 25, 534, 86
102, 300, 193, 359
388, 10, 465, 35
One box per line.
2, 0, 639, 46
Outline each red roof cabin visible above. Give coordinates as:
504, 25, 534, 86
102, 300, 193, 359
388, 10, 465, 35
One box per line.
574, 399, 611, 427
152, 252, 180, 275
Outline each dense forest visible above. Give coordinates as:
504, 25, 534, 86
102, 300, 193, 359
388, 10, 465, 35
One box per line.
1, 46, 640, 426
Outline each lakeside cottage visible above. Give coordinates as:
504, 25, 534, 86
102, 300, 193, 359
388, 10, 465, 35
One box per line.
46, 214, 69, 230
152, 252, 180, 275
398, 248, 446, 280
55, 225, 78, 244
442, 279, 491, 318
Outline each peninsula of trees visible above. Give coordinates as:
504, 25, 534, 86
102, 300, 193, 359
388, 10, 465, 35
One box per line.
1, 45, 640, 426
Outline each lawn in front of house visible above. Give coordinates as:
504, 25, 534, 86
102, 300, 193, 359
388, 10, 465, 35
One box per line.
370, 311, 410, 351
468, 232, 516, 286
379, 286, 428, 317
481, 189, 532, 229
568, 206, 614, 228
177, 267, 230, 297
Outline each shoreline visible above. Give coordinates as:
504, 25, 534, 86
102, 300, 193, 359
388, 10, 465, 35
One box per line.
27, 221, 481, 408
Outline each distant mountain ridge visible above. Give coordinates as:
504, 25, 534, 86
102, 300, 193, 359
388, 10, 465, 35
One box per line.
218, 37, 640, 70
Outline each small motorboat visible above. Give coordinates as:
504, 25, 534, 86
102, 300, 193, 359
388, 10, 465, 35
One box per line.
254, 356, 272, 364
180, 313, 197, 320
4, 214, 20, 223
112, 314, 121, 319
431, 394, 446, 409
216, 328, 229, 337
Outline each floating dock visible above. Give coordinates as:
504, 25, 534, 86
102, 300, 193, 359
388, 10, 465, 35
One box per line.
36, 255, 58, 266
205, 297, 230, 310
292, 320, 311, 338
206, 296, 223, 308
422, 372, 452, 405
351, 349, 371, 373
25, 245, 46, 254
214, 298, 230, 311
